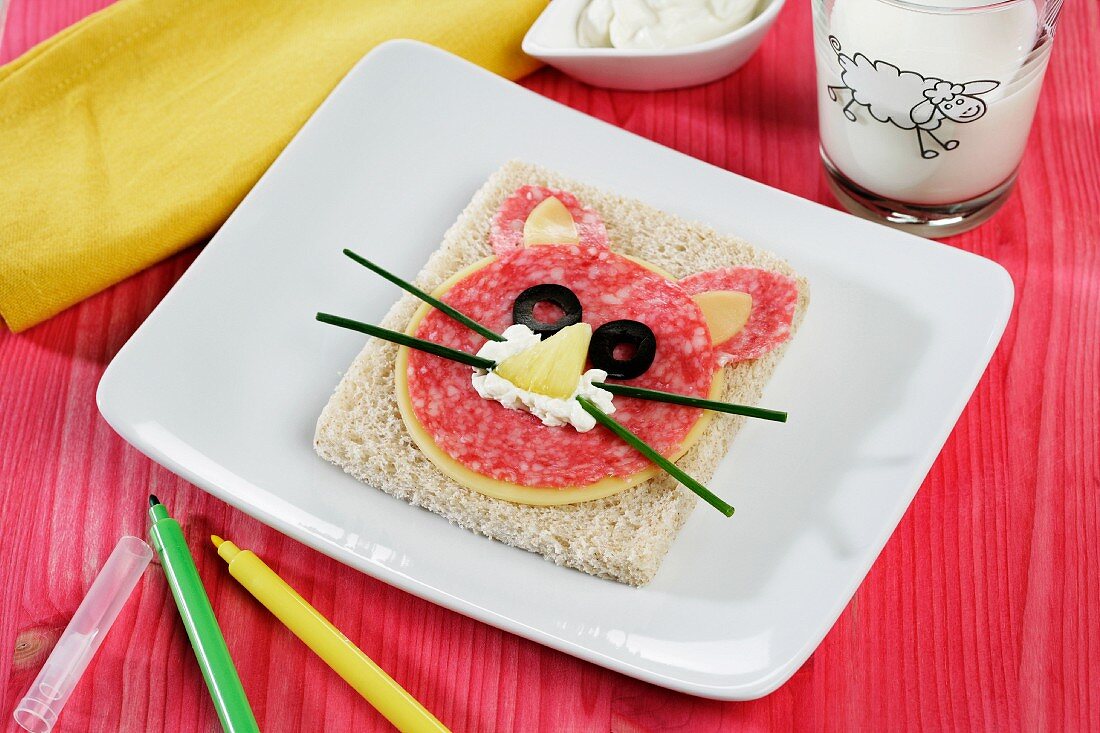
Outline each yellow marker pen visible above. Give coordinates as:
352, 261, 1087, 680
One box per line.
211, 536, 450, 733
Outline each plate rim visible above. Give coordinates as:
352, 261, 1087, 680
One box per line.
96, 39, 1015, 700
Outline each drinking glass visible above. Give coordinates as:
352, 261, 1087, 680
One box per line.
0, 0, 10, 60
812, 0, 1062, 236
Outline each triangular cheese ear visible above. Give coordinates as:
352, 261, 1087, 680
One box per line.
692, 291, 753, 345
490, 185, 609, 254
524, 197, 580, 246
679, 267, 797, 363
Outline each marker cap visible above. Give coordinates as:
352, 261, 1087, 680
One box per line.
13, 536, 152, 733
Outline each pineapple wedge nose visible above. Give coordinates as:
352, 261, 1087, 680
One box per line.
494, 323, 592, 399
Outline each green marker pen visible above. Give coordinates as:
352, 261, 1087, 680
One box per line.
149, 495, 259, 733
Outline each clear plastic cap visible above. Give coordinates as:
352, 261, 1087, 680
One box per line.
13, 536, 152, 733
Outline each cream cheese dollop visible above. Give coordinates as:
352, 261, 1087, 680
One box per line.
471, 324, 615, 432
577, 0, 759, 50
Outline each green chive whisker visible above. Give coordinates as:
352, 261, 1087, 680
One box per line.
342, 249, 504, 342
594, 382, 787, 423
316, 313, 495, 370
576, 396, 734, 517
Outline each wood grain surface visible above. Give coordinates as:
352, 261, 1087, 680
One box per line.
2, 0, 1098, 731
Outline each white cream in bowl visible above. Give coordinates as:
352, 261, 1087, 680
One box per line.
578, 0, 761, 50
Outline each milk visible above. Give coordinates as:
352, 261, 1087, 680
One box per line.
816, 0, 1048, 205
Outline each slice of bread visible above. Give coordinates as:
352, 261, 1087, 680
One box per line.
315, 161, 809, 586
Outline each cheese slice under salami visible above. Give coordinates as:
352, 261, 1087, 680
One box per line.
405, 245, 714, 489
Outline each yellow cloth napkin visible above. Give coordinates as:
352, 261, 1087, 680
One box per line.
0, 0, 545, 332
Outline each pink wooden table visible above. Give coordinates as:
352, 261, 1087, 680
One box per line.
2, 1, 1098, 730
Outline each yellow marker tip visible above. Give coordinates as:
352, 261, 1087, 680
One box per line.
211, 534, 224, 548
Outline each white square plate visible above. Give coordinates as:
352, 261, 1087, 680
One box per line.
97, 41, 1012, 700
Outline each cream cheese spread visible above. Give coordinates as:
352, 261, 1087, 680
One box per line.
471, 324, 615, 432
577, 0, 759, 50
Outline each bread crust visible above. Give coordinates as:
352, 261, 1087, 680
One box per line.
314, 161, 809, 586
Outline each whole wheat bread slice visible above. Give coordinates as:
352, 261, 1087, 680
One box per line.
315, 161, 809, 586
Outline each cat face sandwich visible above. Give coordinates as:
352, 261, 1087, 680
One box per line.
315, 162, 808, 585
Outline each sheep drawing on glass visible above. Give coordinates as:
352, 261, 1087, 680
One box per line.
825, 36, 1000, 159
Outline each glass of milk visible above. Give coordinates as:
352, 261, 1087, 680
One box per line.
812, 0, 1062, 236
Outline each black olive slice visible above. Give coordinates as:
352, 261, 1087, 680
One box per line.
589, 320, 657, 379
512, 284, 582, 337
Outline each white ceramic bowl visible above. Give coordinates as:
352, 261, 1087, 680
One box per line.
521, 0, 786, 91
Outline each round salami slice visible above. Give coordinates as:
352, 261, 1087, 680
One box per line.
489, 185, 609, 255
678, 267, 799, 364
405, 245, 714, 489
